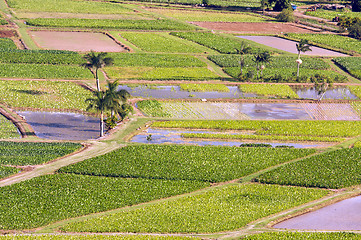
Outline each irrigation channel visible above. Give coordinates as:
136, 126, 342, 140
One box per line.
131, 128, 331, 148
274, 195, 361, 230
119, 85, 358, 100
17, 111, 99, 140
237, 36, 349, 56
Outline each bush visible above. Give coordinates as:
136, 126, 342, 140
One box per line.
349, 22, 361, 39
276, 8, 294, 22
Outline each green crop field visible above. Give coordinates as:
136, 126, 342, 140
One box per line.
25, 18, 198, 30
119, 32, 211, 53
305, 9, 361, 21
0, 38, 17, 50
0, 165, 18, 179
59, 145, 315, 183
153, 120, 361, 138
257, 148, 361, 189
0, 142, 81, 166
242, 232, 361, 240
105, 67, 220, 80
148, 8, 267, 22
0, 80, 93, 111
0, 236, 198, 240
61, 183, 328, 233
239, 84, 298, 98
0, 174, 208, 229
179, 83, 230, 92
334, 57, 361, 80
286, 33, 361, 55
108, 53, 206, 67
0, 114, 20, 139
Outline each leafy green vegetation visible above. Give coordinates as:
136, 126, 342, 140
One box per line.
105, 67, 220, 80
305, 9, 361, 21
349, 85, 361, 98
0, 174, 208, 229
171, 32, 257, 54
0, 80, 93, 111
0, 38, 17, 50
239, 84, 298, 98
179, 83, 230, 92
286, 33, 361, 54
137, 100, 171, 117
0, 236, 197, 240
120, 32, 211, 53
153, 120, 361, 138
0, 114, 20, 139
0, 165, 18, 179
59, 145, 315, 183
0, 142, 81, 165
334, 57, 361, 80
257, 148, 361, 189
108, 53, 206, 67
61, 183, 328, 233
242, 232, 361, 240
25, 18, 197, 30
0, 63, 93, 79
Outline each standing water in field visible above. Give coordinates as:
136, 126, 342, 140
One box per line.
274, 195, 361, 230
17, 111, 99, 140
293, 86, 358, 100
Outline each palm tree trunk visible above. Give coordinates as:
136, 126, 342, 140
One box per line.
100, 111, 104, 137
95, 69, 100, 91
297, 63, 300, 77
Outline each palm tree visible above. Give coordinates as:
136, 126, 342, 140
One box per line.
235, 41, 252, 78
81, 51, 114, 91
253, 53, 263, 79
86, 91, 108, 137
258, 51, 272, 78
296, 39, 312, 77
105, 80, 130, 117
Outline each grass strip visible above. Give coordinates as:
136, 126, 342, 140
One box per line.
239, 84, 298, 98
179, 83, 230, 92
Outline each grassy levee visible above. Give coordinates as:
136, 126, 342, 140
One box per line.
0, 236, 199, 240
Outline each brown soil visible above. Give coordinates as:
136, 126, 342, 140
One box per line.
189, 22, 317, 33
0, 29, 17, 38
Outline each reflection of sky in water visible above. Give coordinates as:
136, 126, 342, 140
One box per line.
119, 85, 358, 100
131, 128, 329, 148
17, 111, 99, 140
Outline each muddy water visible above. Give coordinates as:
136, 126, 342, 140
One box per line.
130, 128, 329, 148
119, 85, 257, 99
237, 36, 348, 57
274, 195, 361, 230
293, 86, 358, 100
17, 111, 99, 140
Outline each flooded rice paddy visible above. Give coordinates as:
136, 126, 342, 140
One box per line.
120, 85, 357, 100
237, 36, 348, 57
17, 111, 99, 140
274, 195, 361, 230
131, 128, 329, 148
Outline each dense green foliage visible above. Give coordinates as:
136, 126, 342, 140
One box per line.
0, 165, 18, 179
137, 100, 171, 117
179, 83, 230, 92
0, 38, 17, 50
242, 232, 361, 240
153, 120, 361, 138
120, 32, 210, 53
0, 63, 92, 79
0, 50, 83, 65
0, 80, 93, 111
171, 32, 256, 54
0, 174, 208, 229
0, 114, 20, 139
349, 85, 361, 98
111, 0, 261, 8
0, 142, 81, 165
108, 53, 206, 67
305, 9, 361, 20
0, 236, 197, 240
257, 148, 361, 189
25, 18, 197, 30
286, 33, 361, 54
59, 145, 315, 183
334, 57, 361, 79
61, 183, 328, 233
239, 84, 298, 98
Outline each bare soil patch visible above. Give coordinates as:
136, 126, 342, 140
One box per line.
189, 22, 317, 33
0, 29, 16, 38
29, 31, 129, 52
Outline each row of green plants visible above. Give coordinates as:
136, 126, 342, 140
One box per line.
152, 120, 361, 138
179, 83, 230, 92
120, 32, 211, 53
0, 80, 93, 112
0, 114, 20, 139
256, 148, 361, 189
0, 173, 208, 229
0, 38, 17, 51
0, 165, 18, 179
136, 100, 171, 117
61, 183, 328, 233
0, 142, 82, 165
305, 9, 361, 21
59, 145, 315, 183
242, 232, 361, 240
238, 84, 299, 98
25, 18, 198, 30
0, 236, 195, 240
181, 132, 344, 142
334, 57, 361, 80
